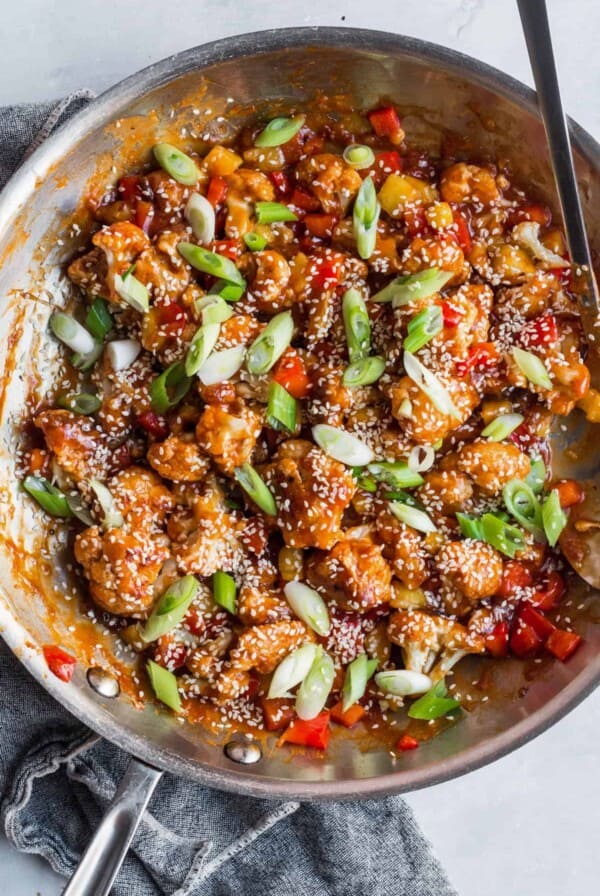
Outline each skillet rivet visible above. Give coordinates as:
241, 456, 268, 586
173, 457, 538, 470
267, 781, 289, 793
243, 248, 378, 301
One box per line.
86, 666, 121, 698
224, 738, 262, 764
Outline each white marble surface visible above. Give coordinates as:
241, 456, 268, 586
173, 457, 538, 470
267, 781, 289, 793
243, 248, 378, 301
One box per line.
1, 1, 598, 894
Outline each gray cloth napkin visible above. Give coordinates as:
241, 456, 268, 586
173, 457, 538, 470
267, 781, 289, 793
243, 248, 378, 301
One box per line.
0, 94, 458, 896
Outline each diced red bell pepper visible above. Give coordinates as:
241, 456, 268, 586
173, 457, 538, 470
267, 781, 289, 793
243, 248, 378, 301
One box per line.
43, 645, 77, 682
545, 628, 582, 662
519, 312, 559, 349
549, 265, 573, 288
330, 700, 366, 728
507, 201, 552, 228
135, 200, 154, 234
240, 516, 270, 556
206, 175, 228, 207
374, 150, 402, 174
245, 674, 261, 701
404, 206, 431, 239
529, 571, 566, 612
137, 410, 169, 440
518, 605, 556, 642
366, 150, 403, 187
304, 213, 337, 239
456, 342, 499, 377
554, 479, 584, 509
397, 734, 419, 752
273, 349, 311, 399
496, 561, 533, 598
451, 209, 472, 254
211, 238, 239, 261
157, 301, 187, 336
261, 697, 295, 732
117, 174, 142, 204
290, 187, 321, 213
311, 257, 341, 289
368, 106, 403, 143
278, 711, 331, 749
510, 620, 543, 657
440, 300, 464, 328
484, 621, 510, 657
269, 170, 291, 196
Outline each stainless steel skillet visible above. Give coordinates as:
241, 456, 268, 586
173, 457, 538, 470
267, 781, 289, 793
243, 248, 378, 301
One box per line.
0, 27, 599, 895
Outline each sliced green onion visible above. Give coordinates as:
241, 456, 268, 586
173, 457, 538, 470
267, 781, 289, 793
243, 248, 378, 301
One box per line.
22, 476, 73, 518
246, 311, 293, 375
114, 270, 149, 313
208, 279, 245, 302
407, 679, 461, 720
194, 294, 234, 325
254, 114, 305, 148
284, 581, 330, 636
50, 312, 96, 356
368, 461, 424, 489
150, 361, 192, 413
526, 457, 547, 494
234, 463, 277, 515
456, 512, 483, 540
385, 489, 424, 508
356, 474, 378, 493
146, 659, 182, 713
342, 356, 385, 387
389, 501, 436, 533
342, 653, 378, 711
85, 298, 112, 341
295, 646, 335, 720
481, 413, 524, 442
65, 493, 94, 526
255, 201, 297, 225
243, 232, 268, 252
185, 323, 221, 376
90, 479, 124, 530
153, 143, 198, 186
267, 381, 297, 432
542, 490, 567, 547
184, 192, 215, 244
342, 287, 371, 362
57, 392, 101, 415
404, 351, 460, 419
141, 575, 200, 642
268, 642, 319, 699
372, 268, 453, 305
343, 144, 375, 170
353, 175, 380, 260
312, 423, 374, 466
106, 338, 142, 371
197, 344, 246, 386
512, 347, 553, 390
71, 342, 103, 372
178, 242, 245, 288
480, 513, 526, 558
375, 669, 432, 697
407, 445, 435, 474
213, 570, 237, 614
503, 479, 544, 537
403, 305, 443, 353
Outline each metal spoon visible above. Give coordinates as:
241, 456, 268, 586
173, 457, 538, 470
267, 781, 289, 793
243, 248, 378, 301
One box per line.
517, 0, 600, 586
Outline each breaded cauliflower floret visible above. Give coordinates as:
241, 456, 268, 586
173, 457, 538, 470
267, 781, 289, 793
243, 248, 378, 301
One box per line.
387, 608, 485, 681
147, 434, 210, 482
435, 539, 503, 616
306, 538, 392, 613
264, 440, 356, 549
296, 153, 362, 215
195, 401, 263, 474
446, 439, 531, 495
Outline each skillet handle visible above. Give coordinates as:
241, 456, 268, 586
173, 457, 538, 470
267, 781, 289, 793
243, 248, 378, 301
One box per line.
62, 757, 163, 896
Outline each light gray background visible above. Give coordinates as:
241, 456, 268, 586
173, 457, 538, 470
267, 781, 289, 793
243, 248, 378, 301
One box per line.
1, 1, 598, 893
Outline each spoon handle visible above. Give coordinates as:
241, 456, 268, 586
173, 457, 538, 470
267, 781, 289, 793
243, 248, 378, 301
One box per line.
517, 0, 598, 308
